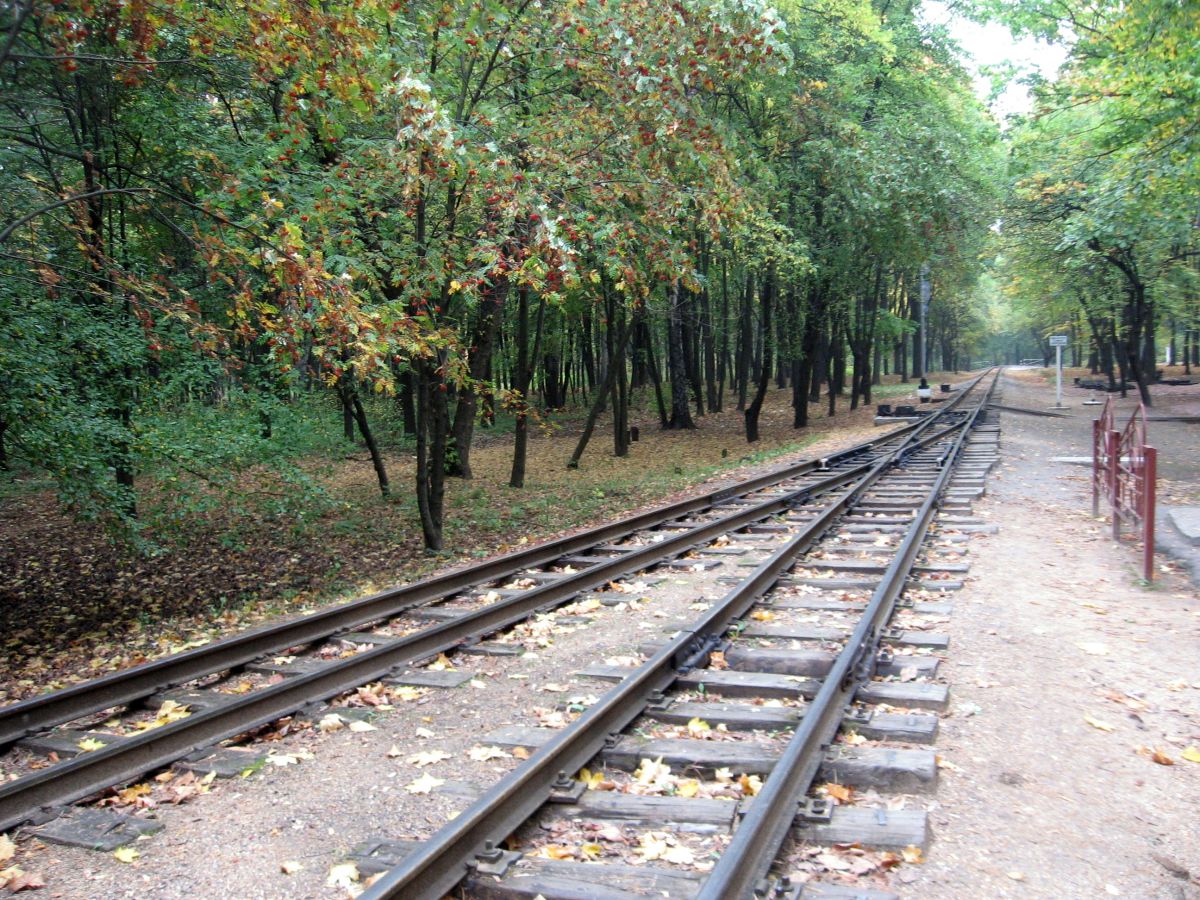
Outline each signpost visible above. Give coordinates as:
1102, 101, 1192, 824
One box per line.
1049, 334, 1069, 409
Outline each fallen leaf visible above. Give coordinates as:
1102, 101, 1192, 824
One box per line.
686, 717, 711, 736
386, 745, 404, 758
738, 774, 763, 796
113, 847, 139, 863
280, 861, 302, 875
408, 750, 451, 768
533, 844, 575, 860
675, 779, 700, 798
317, 713, 346, 733
4, 869, 45, 892
663, 846, 695, 865
405, 773, 444, 794
469, 679, 487, 690
77, 738, 107, 753
1085, 715, 1115, 733
935, 755, 962, 772
427, 653, 456, 672
1181, 746, 1200, 764
822, 783, 853, 803
512, 746, 530, 760
348, 720, 376, 733
1006, 870, 1024, 881
1076, 642, 1108, 656
468, 745, 510, 762
903, 846, 924, 864
636, 832, 671, 861
750, 610, 776, 622
327, 862, 360, 888
414, 727, 435, 739
709, 651, 728, 670
542, 683, 569, 693
0, 835, 13, 864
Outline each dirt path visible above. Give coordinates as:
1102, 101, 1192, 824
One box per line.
902, 370, 1200, 899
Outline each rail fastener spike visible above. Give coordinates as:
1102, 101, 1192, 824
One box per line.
796, 796, 835, 824
470, 840, 520, 877
548, 772, 586, 804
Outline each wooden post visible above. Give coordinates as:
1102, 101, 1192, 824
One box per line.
1092, 419, 1101, 517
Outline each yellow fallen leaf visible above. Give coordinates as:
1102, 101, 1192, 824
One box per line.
408, 750, 451, 767
686, 717, 711, 736
317, 713, 345, 733
468, 745, 510, 762
675, 779, 700, 798
113, 847, 139, 863
512, 746, 530, 760
327, 862, 359, 888
1084, 715, 1115, 733
580, 842, 603, 861
663, 846, 695, 865
750, 610, 776, 622
77, 738, 107, 753
533, 844, 575, 860
427, 653, 455, 672
579, 768, 605, 789
636, 832, 670, 861
903, 846, 924, 864
405, 773, 444, 794
1181, 746, 1200, 764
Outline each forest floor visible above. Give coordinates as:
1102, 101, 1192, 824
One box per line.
0, 372, 952, 704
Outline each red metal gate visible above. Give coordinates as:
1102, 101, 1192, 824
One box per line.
1093, 397, 1157, 580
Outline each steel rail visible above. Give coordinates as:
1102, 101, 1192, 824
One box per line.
358, 372, 994, 900
0, 445, 900, 833
696, 369, 1000, 900
0, 423, 923, 750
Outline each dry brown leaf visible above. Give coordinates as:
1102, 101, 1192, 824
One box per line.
709, 651, 728, 670
822, 783, 853, 803
902, 845, 924, 864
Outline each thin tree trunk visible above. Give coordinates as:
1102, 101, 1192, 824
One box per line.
745, 265, 774, 443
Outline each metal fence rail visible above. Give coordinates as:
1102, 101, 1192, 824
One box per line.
1093, 397, 1157, 580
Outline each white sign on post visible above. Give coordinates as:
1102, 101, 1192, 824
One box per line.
1049, 335, 1068, 408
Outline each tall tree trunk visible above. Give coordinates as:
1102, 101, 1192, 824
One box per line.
745, 264, 775, 442
510, 287, 547, 488
736, 271, 754, 411
448, 277, 505, 478
666, 281, 697, 429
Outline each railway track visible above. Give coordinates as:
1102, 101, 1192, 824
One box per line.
0, 375, 988, 837
348, 368, 1002, 900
